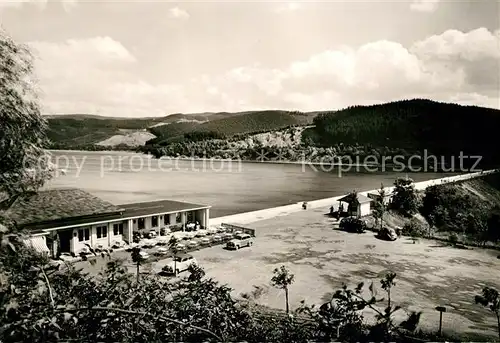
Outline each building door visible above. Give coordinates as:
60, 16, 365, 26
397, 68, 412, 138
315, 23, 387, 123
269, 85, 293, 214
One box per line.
58, 230, 73, 253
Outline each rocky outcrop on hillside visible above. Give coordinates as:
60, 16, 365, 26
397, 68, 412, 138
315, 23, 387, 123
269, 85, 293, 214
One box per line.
96, 131, 156, 147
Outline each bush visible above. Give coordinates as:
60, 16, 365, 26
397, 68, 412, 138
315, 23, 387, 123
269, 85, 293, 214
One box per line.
391, 178, 419, 217
402, 218, 429, 238
339, 217, 367, 233
448, 233, 459, 245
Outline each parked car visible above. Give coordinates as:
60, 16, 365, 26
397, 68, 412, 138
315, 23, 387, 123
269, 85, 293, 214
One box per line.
378, 227, 398, 241
207, 227, 218, 235
139, 251, 150, 260
195, 230, 208, 237
126, 242, 139, 251
155, 247, 169, 255
184, 232, 196, 240
162, 254, 198, 275
147, 230, 158, 239
211, 235, 222, 243
156, 236, 169, 245
112, 240, 126, 249
140, 239, 155, 249
226, 233, 253, 250
174, 243, 186, 252
160, 227, 171, 236
339, 217, 367, 233
173, 232, 186, 240
199, 237, 211, 245
222, 232, 234, 240
217, 226, 226, 233
187, 240, 199, 249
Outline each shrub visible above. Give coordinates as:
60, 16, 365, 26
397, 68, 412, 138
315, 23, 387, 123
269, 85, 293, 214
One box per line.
421, 184, 490, 235
391, 178, 419, 217
448, 233, 459, 245
339, 217, 367, 233
402, 218, 429, 238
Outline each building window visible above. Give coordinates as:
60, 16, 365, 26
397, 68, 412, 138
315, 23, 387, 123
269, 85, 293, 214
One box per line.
164, 214, 170, 225
152, 215, 158, 228
187, 211, 194, 222
96, 226, 108, 239
175, 213, 181, 223
78, 228, 90, 242
113, 223, 124, 235
138, 218, 145, 230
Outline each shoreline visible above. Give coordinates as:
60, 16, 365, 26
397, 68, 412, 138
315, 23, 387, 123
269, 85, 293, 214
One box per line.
210, 169, 498, 227
48, 149, 463, 170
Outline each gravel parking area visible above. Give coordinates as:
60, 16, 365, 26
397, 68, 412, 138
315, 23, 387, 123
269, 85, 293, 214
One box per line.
189, 207, 500, 339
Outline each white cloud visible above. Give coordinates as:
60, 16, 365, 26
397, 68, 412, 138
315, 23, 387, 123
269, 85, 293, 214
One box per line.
29, 37, 144, 116
28, 27, 500, 117
30, 36, 136, 64
410, 0, 440, 12
201, 27, 499, 111
168, 7, 190, 20
411, 28, 500, 61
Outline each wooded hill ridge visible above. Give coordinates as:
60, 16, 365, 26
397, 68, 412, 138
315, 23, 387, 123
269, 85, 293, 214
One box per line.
46, 99, 500, 167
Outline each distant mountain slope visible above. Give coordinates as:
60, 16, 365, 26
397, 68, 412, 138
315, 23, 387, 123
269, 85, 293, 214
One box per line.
304, 99, 500, 166
45, 112, 233, 147
45, 110, 316, 148
191, 110, 314, 136
45, 116, 161, 147
147, 122, 201, 145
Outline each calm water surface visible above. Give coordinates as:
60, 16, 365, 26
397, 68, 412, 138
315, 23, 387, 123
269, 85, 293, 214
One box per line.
45, 150, 456, 218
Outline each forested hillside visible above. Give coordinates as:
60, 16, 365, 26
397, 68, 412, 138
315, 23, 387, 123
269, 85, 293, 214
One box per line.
304, 99, 500, 166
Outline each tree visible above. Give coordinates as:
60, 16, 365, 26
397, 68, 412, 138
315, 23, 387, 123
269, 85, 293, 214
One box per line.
391, 177, 419, 217
271, 265, 295, 314
372, 183, 386, 230
130, 246, 143, 282
475, 287, 500, 339
0, 29, 53, 197
347, 190, 360, 217
486, 208, 500, 244
168, 235, 180, 276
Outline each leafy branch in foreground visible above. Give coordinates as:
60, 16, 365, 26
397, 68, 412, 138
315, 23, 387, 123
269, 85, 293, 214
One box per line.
0, 233, 239, 342
475, 286, 500, 339
296, 272, 421, 342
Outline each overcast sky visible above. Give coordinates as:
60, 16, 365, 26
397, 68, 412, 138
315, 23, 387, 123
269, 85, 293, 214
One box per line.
1, 0, 499, 117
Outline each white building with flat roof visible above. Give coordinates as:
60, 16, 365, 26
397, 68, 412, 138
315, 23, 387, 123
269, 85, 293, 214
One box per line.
3, 188, 210, 257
